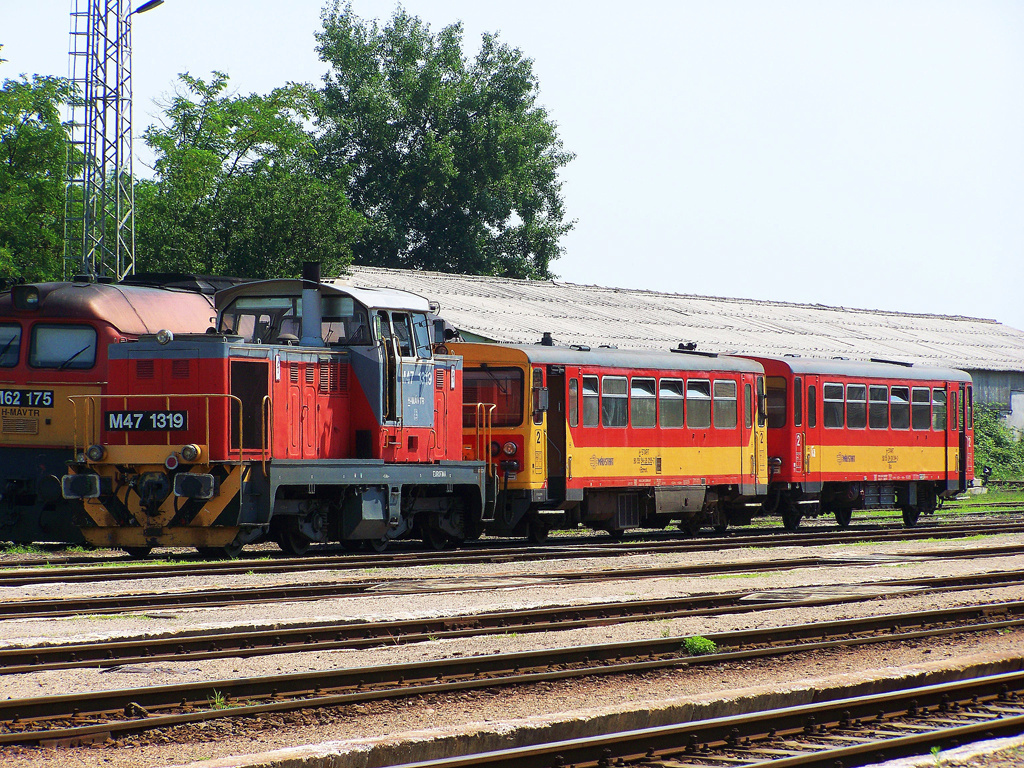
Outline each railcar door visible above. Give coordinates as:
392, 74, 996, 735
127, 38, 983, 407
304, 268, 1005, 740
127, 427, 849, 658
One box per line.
802, 375, 821, 484
546, 366, 566, 499
959, 384, 973, 491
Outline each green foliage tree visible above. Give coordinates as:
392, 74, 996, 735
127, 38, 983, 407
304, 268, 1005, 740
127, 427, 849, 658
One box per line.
315, 3, 574, 279
135, 71, 362, 279
973, 403, 1024, 480
0, 47, 72, 282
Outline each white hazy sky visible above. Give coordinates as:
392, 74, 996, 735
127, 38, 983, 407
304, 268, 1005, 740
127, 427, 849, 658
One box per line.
3, 1, 1023, 331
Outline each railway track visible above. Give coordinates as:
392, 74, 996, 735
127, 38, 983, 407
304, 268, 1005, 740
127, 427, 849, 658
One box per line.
388, 666, 1024, 768
3, 520, 1024, 588
4, 570, 1023, 675
0, 602, 1021, 748
2, 544, 1022, 621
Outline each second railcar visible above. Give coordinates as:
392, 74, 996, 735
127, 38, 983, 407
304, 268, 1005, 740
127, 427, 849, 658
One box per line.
747, 356, 973, 529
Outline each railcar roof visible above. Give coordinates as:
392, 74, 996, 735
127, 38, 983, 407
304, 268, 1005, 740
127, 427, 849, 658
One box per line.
214, 279, 432, 313
345, 266, 1024, 373
0, 282, 216, 335
746, 355, 972, 382
456, 342, 764, 374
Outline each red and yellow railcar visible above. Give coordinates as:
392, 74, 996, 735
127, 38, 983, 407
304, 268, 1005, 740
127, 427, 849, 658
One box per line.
746, 356, 973, 529
452, 341, 769, 539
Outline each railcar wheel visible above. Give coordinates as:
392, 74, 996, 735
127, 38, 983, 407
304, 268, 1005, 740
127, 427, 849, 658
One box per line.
606, 528, 625, 541
527, 519, 550, 544
780, 495, 802, 532
833, 508, 853, 528
197, 541, 244, 559
277, 526, 312, 557
901, 506, 921, 528
122, 547, 151, 559
368, 538, 390, 553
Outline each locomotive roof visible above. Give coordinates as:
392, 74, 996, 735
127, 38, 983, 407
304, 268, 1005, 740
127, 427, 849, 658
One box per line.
747, 355, 972, 382
0, 281, 216, 334
456, 342, 764, 374
214, 279, 432, 313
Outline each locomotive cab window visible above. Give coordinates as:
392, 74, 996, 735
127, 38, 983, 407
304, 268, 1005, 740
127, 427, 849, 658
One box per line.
823, 383, 844, 428
846, 384, 867, 429
30, 324, 97, 370
869, 386, 888, 429
686, 379, 711, 429
0, 324, 20, 367
320, 296, 372, 346
582, 376, 599, 427
659, 378, 684, 428
389, 313, 415, 357
220, 296, 300, 344
602, 376, 628, 428
463, 367, 524, 428
713, 380, 737, 429
890, 386, 910, 430
631, 378, 656, 427
911, 388, 931, 430
765, 377, 787, 428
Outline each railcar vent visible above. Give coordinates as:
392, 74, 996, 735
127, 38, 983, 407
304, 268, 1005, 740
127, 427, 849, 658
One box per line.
319, 359, 340, 393
306, 365, 315, 385
2, 417, 38, 434
337, 365, 349, 393
290, 365, 299, 384
136, 360, 155, 379
171, 359, 190, 378
435, 368, 445, 390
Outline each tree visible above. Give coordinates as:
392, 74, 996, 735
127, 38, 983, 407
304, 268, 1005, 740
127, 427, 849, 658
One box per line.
135, 71, 363, 279
0, 47, 72, 282
315, 3, 574, 279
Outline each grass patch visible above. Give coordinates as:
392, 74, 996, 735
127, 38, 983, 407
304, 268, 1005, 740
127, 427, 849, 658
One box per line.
683, 635, 718, 655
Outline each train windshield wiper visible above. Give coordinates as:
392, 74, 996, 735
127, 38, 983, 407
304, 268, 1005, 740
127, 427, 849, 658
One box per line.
0, 335, 16, 364
57, 344, 92, 370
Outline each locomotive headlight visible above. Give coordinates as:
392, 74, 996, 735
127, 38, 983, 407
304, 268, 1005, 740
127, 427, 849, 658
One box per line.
86, 444, 106, 462
502, 441, 518, 456
180, 444, 201, 462
155, 328, 174, 345
490, 441, 501, 457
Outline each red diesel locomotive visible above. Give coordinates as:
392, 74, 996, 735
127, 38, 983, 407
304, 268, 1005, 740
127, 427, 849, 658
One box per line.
62, 265, 488, 556
749, 356, 974, 530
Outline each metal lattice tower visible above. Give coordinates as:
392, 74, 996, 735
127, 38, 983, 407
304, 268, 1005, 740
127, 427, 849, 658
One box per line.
65, 0, 135, 280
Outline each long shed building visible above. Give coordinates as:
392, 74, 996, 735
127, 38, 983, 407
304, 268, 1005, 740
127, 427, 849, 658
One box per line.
346, 266, 1024, 431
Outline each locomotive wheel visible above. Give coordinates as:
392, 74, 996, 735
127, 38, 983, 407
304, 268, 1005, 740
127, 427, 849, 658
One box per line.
606, 528, 625, 540
780, 495, 802, 532
368, 538, 390, 553
527, 519, 550, 544
833, 508, 853, 528
197, 541, 244, 560
122, 547, 152, 559
277, 526, 312, 557
901, 506, 921, 528
421, 527, 452, 551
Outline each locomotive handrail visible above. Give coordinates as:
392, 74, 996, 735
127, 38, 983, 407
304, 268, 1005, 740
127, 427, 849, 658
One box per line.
261, 395, 273, 474
69, 393, 255, 467
464, 402, 497, 474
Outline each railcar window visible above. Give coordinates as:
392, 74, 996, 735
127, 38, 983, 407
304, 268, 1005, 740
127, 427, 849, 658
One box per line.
686, 379, 712, 429
713, 380, 738, 429
463, 367, 524, 428
631, 378, 656, 427
30, 325, 97, 369
807, 385, 817, 428
869, 385, 888, 429
532, 368, 544, 426
569, 379, 579, 428
846, 384, 867, 429
793, 377, 802, 427
744, 383, 753, 429
932, 389, 947, 430
890, 386, 910, 430
950, 391, 958, 430
756, 376, 766, 427
911, 387, 931, 430
823, 383, 844, 428
0, 324, 20, 367
765, 377, 787, 429
583, 375, 600, 427
966, 387, 973, 429
602, 376, 628, 427
659, 379, 685, 428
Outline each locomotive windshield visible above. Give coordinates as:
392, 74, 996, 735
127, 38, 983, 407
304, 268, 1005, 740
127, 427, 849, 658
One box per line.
0, 324, 20, 367
463, 367, 524, 427
29, 325, 97, 370
219, 295, 373, 346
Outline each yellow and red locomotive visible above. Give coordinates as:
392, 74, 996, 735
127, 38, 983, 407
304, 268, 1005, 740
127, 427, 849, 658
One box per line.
62, 265, 487, 556
748, 356, 974, 530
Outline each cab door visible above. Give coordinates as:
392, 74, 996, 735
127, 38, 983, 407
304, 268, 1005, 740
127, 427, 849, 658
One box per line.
545, 365, 565, 499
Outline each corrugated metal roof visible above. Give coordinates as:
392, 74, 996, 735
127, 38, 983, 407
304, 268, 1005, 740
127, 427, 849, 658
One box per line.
344, 267, 1024, 373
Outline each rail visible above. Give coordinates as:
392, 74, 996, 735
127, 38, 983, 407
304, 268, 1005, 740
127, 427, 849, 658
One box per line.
69, 393, 266, 467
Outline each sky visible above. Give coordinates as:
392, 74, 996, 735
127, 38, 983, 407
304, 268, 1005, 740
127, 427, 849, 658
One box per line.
2, 1, 1023, 330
